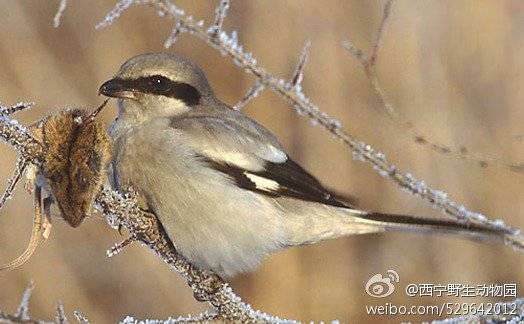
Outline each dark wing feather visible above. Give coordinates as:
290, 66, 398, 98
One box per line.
202, 156, 348, 208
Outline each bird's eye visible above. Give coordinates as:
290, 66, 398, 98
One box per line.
148, 75, 171, 92
132, 75, 201, 106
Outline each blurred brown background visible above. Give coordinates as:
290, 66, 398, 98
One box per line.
1, 1, 523, 323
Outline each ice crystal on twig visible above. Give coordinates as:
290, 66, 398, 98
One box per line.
106, 236, 136, 257
0, 156, 28, 211
208, 0, 230, 37
0, 113, 43, 164
233, 80, 265, 110
55, 302, 69, 324
0, 102, 34, 115
73, 311, 89, 324
15, 282, 34, 320
95, 0, 136, 30
53, 0, 68, 28
0, 283, 89, 324
120, 311, 219, 323
290, 40, 311, 89
96, 0, 185, 31
164, 22, 186, 48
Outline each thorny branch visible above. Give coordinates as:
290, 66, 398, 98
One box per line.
72, 312, 89, 324
15, 282, 34, 321
0, 102, 34, 116
53, 0, 68, 28
95, 0, 523, 244
0, 156, 28, 210
235, 39, 309, 111
0, 282, 89, 324
233, 79, 264, 110
55, 303, 68, 324
290, 40, 311, 90
342, 0, 524, 174
209, 0, 229, 37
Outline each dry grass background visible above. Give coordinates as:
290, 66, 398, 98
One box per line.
0, 1, 523, 323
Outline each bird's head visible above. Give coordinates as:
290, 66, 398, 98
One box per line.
99, 52, 214, 120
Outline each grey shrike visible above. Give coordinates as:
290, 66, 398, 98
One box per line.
99, 52, 506, 277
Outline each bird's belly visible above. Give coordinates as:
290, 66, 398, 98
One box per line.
113, 132, 286, 277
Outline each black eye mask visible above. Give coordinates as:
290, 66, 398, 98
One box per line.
120, 75, 201, 106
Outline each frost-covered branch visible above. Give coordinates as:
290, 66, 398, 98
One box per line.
342, 0, 524, 174
53, 0, 68, 28
15, 282, 34, 321
72, 312, 89, 324
55, 303, 68, 324
0, 156, 28, 210
163, 22, 185, 49
209, 0, 229, 37
235, 39, 309, 111
0, 116, 43, 165
0, 283, 87, 324
233, 80, 264, 110
369, 0, 393, 67
119, 313, 219, 324
95, 0, 523, 247
0, 102, 34, 116
290, 40, 311, 90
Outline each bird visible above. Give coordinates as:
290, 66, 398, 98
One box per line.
99, 52, 508, 278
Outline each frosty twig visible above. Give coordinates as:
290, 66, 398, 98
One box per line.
0, 283, 88, 324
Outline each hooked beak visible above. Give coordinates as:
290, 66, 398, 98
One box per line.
98, 78, 137, 100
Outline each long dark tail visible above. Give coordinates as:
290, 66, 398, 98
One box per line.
355, 211, 512, 243
286, 205, 513, 246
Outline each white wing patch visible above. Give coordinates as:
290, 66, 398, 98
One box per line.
201, 149, 263, 171
200, 145, 287, 172
244, 172, 280, 192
